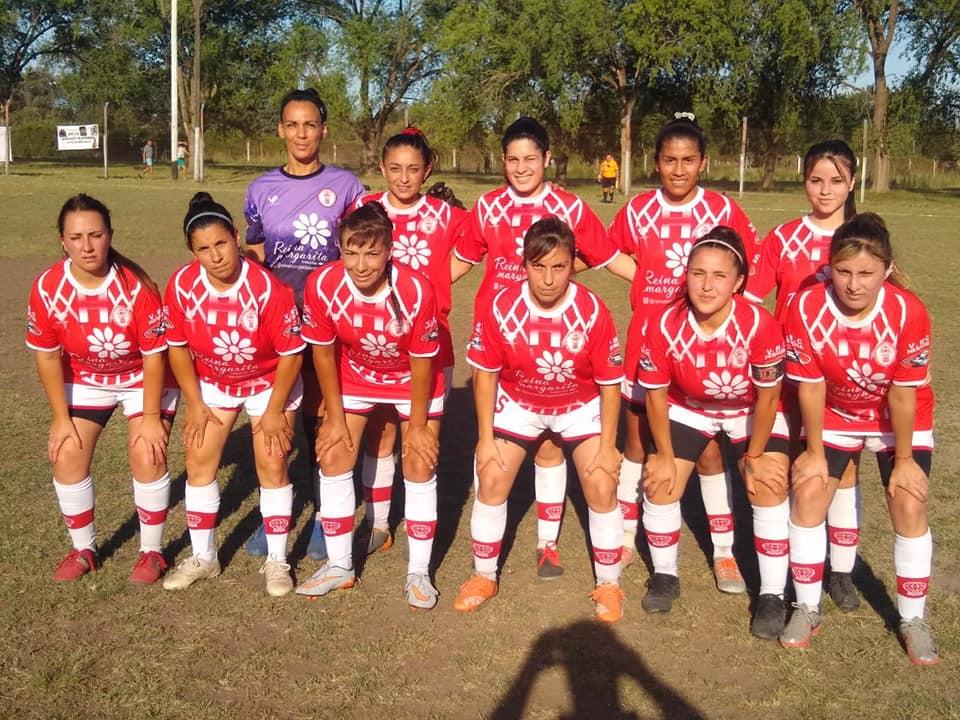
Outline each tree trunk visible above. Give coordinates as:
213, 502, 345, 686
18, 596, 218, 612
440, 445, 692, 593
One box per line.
856, 0, 899, 193
872, 68, 890, 191
553, 151, 568, 186
617, 67, 635, 196
761, 149, 778, 191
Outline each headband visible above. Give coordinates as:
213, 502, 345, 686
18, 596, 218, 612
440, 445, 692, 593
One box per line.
185, 211, 234, 234
692, 239, 744, 267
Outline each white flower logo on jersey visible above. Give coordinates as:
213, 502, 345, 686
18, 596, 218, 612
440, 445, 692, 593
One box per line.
293, 213, 331, 250
702, 370, 750, 400
360, 333, 399, 358
846, 360, 886, 393
87, 327, 131, 359
514, 234, 524, 257
212, 330, 254, 364
665, 241, 693, 277
394, 233, 432, 271
535, 351, 575, 382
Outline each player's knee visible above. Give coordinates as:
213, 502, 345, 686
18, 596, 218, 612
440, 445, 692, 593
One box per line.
695, 443, 723, 474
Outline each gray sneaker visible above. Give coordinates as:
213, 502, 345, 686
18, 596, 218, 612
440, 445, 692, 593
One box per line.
295, 563, 356, 597
366, 527, 394, 555
405, 572, 439, 610
779, 603, 822, 648
828, 571, 861, 611
162, 555, 221, 590
900, 617, 941, 666
260, 559, 294, 597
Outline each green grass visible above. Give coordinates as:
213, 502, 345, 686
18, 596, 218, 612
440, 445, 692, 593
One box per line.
1, 163, 959, 719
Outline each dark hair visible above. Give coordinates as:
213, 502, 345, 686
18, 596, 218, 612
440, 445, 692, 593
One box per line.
279, 88, 327, 123
382, 127, 434, 167
804, 140, 858, 220
655, 115, 707, 159
57, 193, 159, 297
502, 116, 549, 154
523, 216, 576, 264
182, 192, 237, 249
688, 226, 748, 293
341, 201, 403, 324
425, 181, 465, 210
830, 212, 906, 287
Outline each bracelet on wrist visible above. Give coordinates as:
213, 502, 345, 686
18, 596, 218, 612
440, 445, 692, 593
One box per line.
894, 454, 914, 461
744, 452, 763, 460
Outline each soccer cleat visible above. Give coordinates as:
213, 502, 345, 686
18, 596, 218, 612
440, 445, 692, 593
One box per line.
641, 573, 680, 614
751, 594, 787, 640
52, 548, 98, 582
162, 555, 221, 590
295, 563, 355, 597
592, 583, 626, 623
900, 618, 941, 666
827, 571, 861, 611
306, 517, 328, 561
245, 523, 268, 557
129, 550, 168, 585
405, 573, 439, 610
713, 556, 747, 594
453, 575, 498, 612
260, 559, 294, 597
366, 527, 394, 556
779, 603, 822, 648
536, 542, 564, 579
621, 545, 638, 569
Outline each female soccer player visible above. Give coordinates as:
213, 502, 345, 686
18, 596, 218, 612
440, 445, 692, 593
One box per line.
243, 88, 365, 560
454, 116, 635, 579
350, 128, 465, 554
295, 202, 444, 609
27, 194, 176, 584
747, 140, 864, 611
162, 193, 305, 597
781, 213, 939, 665
636, 227, 790, 638
610, 115, 761, 593
454, 218, 626, 622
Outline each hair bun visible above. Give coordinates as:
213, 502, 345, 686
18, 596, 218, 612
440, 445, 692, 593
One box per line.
402, 126, 425, 137
189, 191, 215, 208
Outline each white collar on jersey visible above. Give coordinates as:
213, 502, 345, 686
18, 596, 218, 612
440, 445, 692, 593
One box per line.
198, 256, 250, 296
63, 259, 117, 295
655, 186, 705, 211
379, 192, 427, 217
521, 280, 578, 317
801, 214, 837, 236
506, 182, 551, 205
686, 295, 737, 341
343, 263, 400, 303
824, 284, 886, 328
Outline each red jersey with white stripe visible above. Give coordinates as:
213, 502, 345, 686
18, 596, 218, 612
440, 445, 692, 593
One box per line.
784, 283, 934, 433
466, 282, 623, 413
747, 216, 833, 323
636, 295, 785, 418
301, 261, 442, 401
26, 260, 167, 388
455, 183, 618, 319
164, 259, 305, 398
352, 192, 465, 367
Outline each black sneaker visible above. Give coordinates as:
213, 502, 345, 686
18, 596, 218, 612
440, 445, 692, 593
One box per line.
641, 573, 680, 614
828, 571, 860, 611
751, 594, 787, 640
536, 542, 564, 579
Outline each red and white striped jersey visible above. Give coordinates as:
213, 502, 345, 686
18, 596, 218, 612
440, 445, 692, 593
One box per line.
352, 192, 465, 367
455, 183, 618, 319
785, 283, 933, 433
26, 260, 167, 388
301, 261, 442, 401
636, 295, 785, 418
466, 282, 623, 414
747, 216, 833, 324
164, 259, 305, 398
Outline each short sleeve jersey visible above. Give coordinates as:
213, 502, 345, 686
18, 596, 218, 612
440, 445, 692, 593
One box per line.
352, 192, 465, 367
746, 216, 833, 324
466, 282, 623, 414
244, 165, 365, 297
26, 260, 167, 388
599, 159, 619, 179
636, 295, 785, 419
164, 259, 305, 398
784, 283, 934, 433
455, 183, 619, 319
301, 262, 442, 401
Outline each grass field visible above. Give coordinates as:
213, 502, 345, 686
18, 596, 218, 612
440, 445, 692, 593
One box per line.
2, 163, 960, 720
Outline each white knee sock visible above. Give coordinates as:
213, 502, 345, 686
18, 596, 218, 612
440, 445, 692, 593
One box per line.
362, 453, 395, 530
642, 496, 681, 576
895, 530, 932, 620
700, 472, 734, 558
471, 497, 507, 580
260, 484, 293, 562
54, 475, 96, 551
589, 507, 623, 585
788, 519, 826, 609
534, 462, 566, 548
133, 474, 170, 553
320, 470, 355, 570
752, 500, 789, 597
827, 486, 860, 573
185, 481, 220, 562
617, 458, 643, 546
404, 477, 438, 575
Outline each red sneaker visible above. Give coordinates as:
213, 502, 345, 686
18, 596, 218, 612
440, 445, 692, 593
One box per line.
52, 548, 98, 582
129, 551, 168, 584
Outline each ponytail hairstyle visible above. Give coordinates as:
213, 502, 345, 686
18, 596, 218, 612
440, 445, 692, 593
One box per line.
182, 192, 238, 250
339, 201, 404, 324
501, 116, 550, 154
425, 181, 466, 210
279, 87, 327, 122
523, 216, 576, 264
382, 126, 435, 168
655, 112, 707, 159
830, 212, 907, 288
687, 226, 749, 295
57, 193, 159, 298
803, 140, 858, 220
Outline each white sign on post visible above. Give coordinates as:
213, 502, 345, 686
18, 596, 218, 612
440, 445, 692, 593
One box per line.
0, 126, 10, 162
57, 124, 100, 151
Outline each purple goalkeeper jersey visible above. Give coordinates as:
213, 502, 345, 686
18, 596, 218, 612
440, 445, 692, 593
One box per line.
244, 165, 365, 298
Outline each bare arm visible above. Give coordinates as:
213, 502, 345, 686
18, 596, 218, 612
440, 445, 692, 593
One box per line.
35, 349, 81, 463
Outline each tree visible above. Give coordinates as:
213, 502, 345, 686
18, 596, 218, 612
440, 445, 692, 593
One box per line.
905, 0, 960, 86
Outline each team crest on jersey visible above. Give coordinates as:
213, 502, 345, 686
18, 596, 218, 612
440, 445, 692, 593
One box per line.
901, 350, 929, 368
144, 308, 168, 338
638, 349, 657, 373
728, 347, 748, 368
563, 331, 587, 353
467, 332, 484, 352
418, 216, 438, 235
420, 316, 439, 343
387, 317, 411, 336
26, 308, 40, 335
873, 342, 896, 366
317, 189, 337, 208
111, 304, 133, 328
240, 308, 259, 332
282, 307, 302, 337
693, 222, 715, 239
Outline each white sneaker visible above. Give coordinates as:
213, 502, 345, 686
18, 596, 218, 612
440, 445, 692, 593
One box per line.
295, 563, 356, 597
405, 572, 439, 610
260, 558, 294, 597
162, 555, 220, 590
